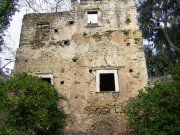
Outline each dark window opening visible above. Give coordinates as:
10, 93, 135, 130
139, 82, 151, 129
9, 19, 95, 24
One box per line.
100, 73, 115, 91
41, 78, 51, 84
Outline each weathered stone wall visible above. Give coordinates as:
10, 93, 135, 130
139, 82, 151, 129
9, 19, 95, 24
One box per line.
15, 0, 148, 134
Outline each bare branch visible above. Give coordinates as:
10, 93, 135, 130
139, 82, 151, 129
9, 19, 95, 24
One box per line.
0, 45, 16, 71
0, 60, 14, 70
20, 0, 65, 13
153, 26, 180, 53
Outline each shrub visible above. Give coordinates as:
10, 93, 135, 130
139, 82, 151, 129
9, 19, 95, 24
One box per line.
123, 65, 180, 135
0, 73, 66, 135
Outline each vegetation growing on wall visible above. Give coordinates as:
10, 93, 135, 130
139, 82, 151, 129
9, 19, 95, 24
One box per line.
0, 73, 66, 135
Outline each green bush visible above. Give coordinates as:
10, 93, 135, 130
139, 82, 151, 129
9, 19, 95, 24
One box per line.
123, 65, 180, 135
0, 73, 66, 135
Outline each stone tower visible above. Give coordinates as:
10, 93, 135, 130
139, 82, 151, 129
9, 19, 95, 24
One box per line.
15, 0, 148, 134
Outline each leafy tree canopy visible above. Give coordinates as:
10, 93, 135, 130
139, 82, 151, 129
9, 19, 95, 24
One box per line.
0, 73, 66, 135
0, 0, 18, 48
123, 64, 180, 135
0, 0, 18, 31
137, 0, 180, 76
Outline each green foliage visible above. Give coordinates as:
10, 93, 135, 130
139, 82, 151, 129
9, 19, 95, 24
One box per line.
123, 64, 180, 135
171, 64, 180, 81
137, 0, 180, 76
0, 73, 66, 135
0, 0, 18, 48
0, 0, 18, 30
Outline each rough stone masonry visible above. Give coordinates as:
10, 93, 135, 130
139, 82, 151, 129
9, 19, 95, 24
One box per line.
15, 0, 148, 134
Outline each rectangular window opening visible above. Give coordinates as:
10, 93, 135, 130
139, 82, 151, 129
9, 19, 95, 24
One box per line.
100, 73, 115, 91
35, 74, 54, 85
37, 23, 50, 31
36, 22, 50, 40
87, 11, 98, 24
96, 70, 119, 92
41, 77, 52, 84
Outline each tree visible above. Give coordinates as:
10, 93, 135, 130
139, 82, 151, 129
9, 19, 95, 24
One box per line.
0, 0, 19, 49
123, 64, 180, 135
0, 73, 66, 135
0, 0, 19, 76
137, 0, 180, 76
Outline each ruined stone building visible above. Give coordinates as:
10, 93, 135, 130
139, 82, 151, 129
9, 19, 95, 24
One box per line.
15, 0, 148, 134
